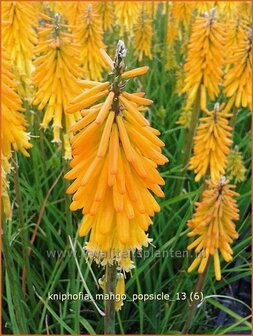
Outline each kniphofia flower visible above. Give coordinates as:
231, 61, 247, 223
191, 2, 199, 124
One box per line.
32, 13, 83, 159
2, 48, 32, 217
2, 49, 32, 159
224, 18, 249, 57
95, 2, 114, 32
189, 103, 233, 182
223, 28, 252, 112
187, 178, 239, 281
114, 2, 140, 36
75, 4, 109, 81
226, 148, 246, 183
2, 1, 38, 96
182, 10, 225, 110
65, 41, 168, 270
59, 2, 86, 26
171, 2, 194, 28
165, 6, 179, 70
166, 12, 179, 48
133, 5, 153, 61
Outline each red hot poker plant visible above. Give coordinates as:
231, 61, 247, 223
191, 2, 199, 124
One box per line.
65, 41, 168, 271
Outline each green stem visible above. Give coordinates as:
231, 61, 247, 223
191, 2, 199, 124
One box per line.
175, 89, 201, 195
103, 40, 127, 335
182, 261, 210, 334
37, 110, 49, 191
104, 263, 118, 334
230, 107, 238, 134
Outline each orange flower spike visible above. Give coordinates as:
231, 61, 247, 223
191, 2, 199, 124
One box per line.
95, 2, 115, 32
189, 103, 233, 182
114, 2, 140, 36
66, 41, 168, 270
75, 4, 109, 81
171, 2, 195, 28
2, 49, 32, 159
2, 48, 32, 218
223, 27, 252, 112
182, 9, 225, 110
133, 4, 153, 62
2, 1, 38, 96
32, 12, 84, 159
187, 178, 239, 281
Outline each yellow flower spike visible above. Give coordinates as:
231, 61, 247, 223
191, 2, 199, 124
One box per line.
32, 13, 84, 159
115, 273, 125, 311
225, 18, 249, 56
114, 1, 140, 36
226, 148, 246, 183
189, 103, 233, 182
66, 41, 168, 270
223, 27, 252, 112
166, 10, 179, 64
95, 2, 115, 32
2, 49, 32, 218
2, 49, 32, 159
75, 4, 109, 81
133, 5, 153, 62
171, 2, 195, 28
59, 1, 86, 26
2, 1, 38, 97
182, 10, 225, 110
187, 177, 239, 281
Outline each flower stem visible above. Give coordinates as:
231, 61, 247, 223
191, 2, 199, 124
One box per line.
175, 89, 201, 195
182, 260, 210, 334
104, 263, 118, 334
230, 107, 238, 130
